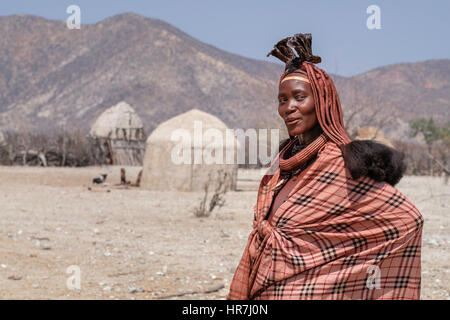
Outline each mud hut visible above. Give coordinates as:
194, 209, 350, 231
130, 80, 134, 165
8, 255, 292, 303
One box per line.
141, 109, 240, 192
89, 101, 145, 165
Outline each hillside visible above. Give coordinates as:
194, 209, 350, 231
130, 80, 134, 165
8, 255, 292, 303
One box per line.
0, 13, 448, 139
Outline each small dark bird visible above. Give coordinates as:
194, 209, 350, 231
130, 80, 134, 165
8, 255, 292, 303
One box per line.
93, 174, 107, 184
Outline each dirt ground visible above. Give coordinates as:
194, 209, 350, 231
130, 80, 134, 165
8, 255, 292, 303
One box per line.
0, 165, 448, 300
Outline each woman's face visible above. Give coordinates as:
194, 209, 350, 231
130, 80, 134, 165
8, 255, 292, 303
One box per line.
278, 76, 318, 137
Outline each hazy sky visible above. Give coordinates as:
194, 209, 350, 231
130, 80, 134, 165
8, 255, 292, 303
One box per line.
1, 0, 449, 76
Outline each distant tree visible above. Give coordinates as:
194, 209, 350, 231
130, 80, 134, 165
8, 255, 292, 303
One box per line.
342, 83, 398, 138
440, 122, 450, 146
409, 118, 440, 145
437, 122, 450, 183
409, 117, 445, 177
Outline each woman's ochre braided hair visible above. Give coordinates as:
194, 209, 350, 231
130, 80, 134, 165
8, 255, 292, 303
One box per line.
267, 33, 406, 186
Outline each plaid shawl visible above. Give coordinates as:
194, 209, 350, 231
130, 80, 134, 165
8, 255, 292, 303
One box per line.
228, 140, 424, 300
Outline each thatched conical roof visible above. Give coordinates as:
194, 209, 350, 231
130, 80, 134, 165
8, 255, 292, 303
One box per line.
90, 101, 144, 141
147, 108, 229, 144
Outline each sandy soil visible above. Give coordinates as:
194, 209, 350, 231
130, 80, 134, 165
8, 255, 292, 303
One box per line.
0, 165, 448, 300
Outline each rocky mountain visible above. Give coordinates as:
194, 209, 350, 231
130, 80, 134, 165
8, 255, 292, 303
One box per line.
0, 13, 284, 134
0, 13, 448, 140
334, 59, 450, 138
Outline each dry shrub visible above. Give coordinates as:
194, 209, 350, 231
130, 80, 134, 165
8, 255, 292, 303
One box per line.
0, 128, 107, 166
192, 170, 229, 218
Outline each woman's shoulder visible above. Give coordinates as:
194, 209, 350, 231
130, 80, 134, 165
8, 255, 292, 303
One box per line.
274, 138, 407, 187
315, 140, 406, 197
318, 139, 407, 187
314, 141, 422, 223
317, 141, 343, 158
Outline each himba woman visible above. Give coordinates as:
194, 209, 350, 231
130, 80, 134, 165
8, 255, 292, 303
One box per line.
227, 33, 424, 300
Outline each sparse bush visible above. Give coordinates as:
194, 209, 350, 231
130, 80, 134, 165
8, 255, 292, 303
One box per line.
193, 170, 228, 218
